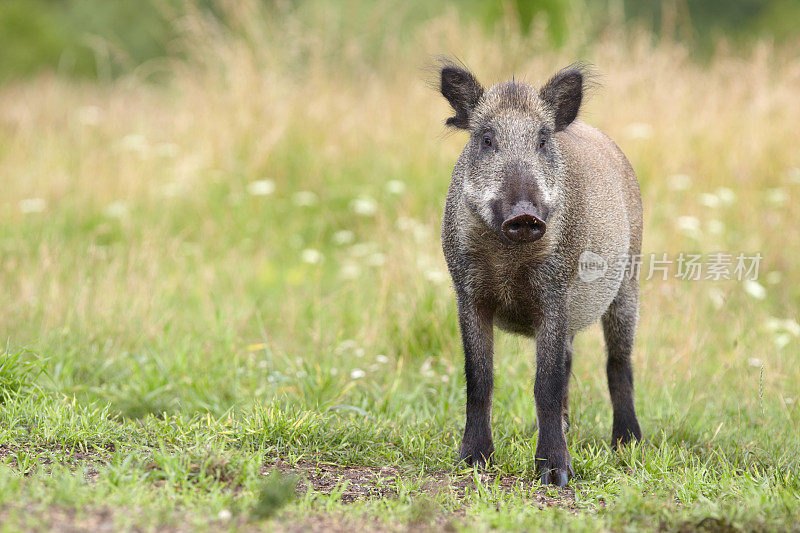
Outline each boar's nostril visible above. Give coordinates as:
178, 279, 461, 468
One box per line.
501, 214, 546, 243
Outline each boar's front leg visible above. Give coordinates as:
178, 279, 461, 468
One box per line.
457, 295, 495, 468
534, 308, 572, 487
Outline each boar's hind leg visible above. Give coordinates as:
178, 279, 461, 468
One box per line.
534, 311, 572, 487
457, 297, 495, 468
602, 279, 643, 447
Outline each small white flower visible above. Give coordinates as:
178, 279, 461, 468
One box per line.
375, 354, 389, 363
676, 216, 700, 231
301, 249, 322, 264
623, 122, 653, 140
396, 216, 430, 243
350, 195, 378, 216
335, 340, 357, 355
785, 397, 795, 404
420, 360, 435, 378
349, 242, 375, 257
698, 193, 720, 208
350, 369, 366, 379
386, 180, 406, 194
247, 179, 276, 196
217, 509, 232, 521
424, 269, 449, 284
747, 357, 762, 367
669, 174, 692, 191
743, 280, 766, 300
782, 319, 800, 336
708, 288, 725, 310
774, 333, 791, 350
706, 219, 725, 234
764, 317, 800, 336
766, 188, 787, 206
366, 253, 386, 267
354, 348, 365, 358
332, 230, 355, 245
292, 191, 318, 206
676, 216, 702, 239
120, 134, 148, 153
104, 201, 128, 219
339, 263, 360, 279
715, 187, 736, 205
19, 198, 46, 213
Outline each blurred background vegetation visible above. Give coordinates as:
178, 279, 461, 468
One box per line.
0, 0, 798, 81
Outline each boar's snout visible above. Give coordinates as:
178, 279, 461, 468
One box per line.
501, 201, 547, 243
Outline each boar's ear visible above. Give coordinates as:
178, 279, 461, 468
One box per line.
440, 63, 484, 129
539, 63, 589, 132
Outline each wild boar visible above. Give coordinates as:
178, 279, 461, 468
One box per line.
439, 62, 643, 486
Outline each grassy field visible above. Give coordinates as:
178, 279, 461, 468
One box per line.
1, 2, 800, 531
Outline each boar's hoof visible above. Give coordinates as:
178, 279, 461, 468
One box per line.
540, 469, 570, 488
458, 440, 494, 469
538, 456, 573, 487
611, 420, 643, 448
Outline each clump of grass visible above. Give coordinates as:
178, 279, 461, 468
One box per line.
250, 470, 299, 521
0, 347, 46, 403
140, 446, 258, 492
407, 496, 438, 527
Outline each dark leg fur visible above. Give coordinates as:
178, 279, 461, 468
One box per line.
534, 312, 571, 487
562, 336, 574, 435
602, 280, 643, 446
457, 297, 495, 468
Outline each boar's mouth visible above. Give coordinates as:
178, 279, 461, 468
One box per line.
501, 213, 546, 243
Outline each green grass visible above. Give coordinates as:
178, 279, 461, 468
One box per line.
1, 1, 800, 531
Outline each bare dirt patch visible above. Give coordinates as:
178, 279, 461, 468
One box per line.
265, 460, 579, 511
0, 443, 579, 512
0, 445, 583, 531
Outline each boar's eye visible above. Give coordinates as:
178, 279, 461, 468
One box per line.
482, 134, 493, 148
538, 128, 547, 150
